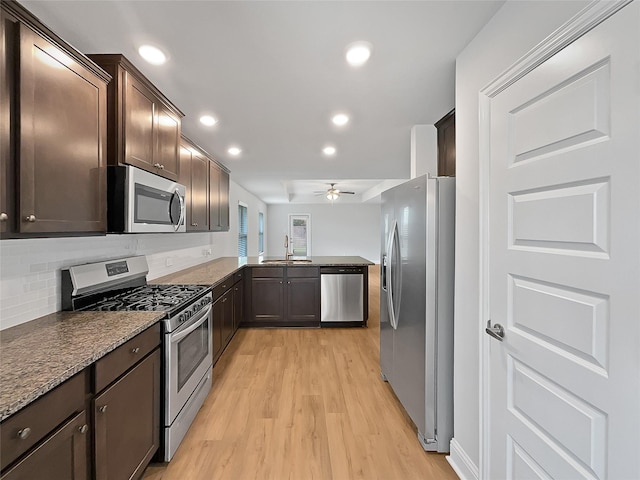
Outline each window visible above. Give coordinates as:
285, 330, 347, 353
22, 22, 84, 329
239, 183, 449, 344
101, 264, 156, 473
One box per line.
288, 214, 311, 257
258, 212, 264, 255
238, 203, 248, 257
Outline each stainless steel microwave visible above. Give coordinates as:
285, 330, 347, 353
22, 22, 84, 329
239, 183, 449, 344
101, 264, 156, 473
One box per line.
107, 166, 186, 233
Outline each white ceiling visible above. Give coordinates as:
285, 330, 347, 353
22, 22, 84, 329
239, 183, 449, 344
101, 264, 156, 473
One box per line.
21, 0, 504, 204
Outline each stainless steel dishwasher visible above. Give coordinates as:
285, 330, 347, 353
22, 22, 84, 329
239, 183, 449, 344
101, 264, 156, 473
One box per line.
320, 266, 364, 325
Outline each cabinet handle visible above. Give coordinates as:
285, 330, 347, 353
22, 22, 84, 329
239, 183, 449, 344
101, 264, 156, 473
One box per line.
25, 215, 36, 223
0, 212, 7, 222
222, 298, 227, 303
99, 405, 108, 413
17, 427, 31, 440
288, 281, 291, 284
131, 347, 140, 354
160, 164, 165, 170
78, 424, 88, 434
154, 163, 161, 168
191, 223, 198, 227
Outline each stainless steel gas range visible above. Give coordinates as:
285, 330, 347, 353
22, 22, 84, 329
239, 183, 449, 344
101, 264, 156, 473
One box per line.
62, 256, 213, 461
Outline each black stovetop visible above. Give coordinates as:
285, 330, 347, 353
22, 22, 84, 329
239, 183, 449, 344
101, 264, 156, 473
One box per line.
81, 284, 210, 316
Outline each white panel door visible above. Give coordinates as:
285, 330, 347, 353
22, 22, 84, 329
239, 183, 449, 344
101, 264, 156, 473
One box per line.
486, 3, 639, 479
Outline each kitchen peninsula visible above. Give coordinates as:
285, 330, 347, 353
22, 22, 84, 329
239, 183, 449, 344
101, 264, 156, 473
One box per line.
153, 256, 373, 330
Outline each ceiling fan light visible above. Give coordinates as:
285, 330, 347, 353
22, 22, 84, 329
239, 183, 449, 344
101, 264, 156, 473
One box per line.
327, 192, 339, 200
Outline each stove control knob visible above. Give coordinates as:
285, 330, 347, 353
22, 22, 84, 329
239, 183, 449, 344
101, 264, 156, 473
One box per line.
201, 298, 209, 306
178, 313, 185, 323
186, 311, 192, 319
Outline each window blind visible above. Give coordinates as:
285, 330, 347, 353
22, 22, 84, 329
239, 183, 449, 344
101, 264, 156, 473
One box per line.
238, 205, 248, 257
258, 212, 264, 255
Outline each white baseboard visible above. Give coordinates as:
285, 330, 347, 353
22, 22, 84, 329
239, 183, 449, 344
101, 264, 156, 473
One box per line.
446, 438, 479, 480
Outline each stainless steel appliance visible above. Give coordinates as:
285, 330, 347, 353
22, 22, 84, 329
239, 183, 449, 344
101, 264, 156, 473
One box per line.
62, 256, 212, 461
320, 266, 364, 325
380, 175, 455, 453
107, 165, 186, 233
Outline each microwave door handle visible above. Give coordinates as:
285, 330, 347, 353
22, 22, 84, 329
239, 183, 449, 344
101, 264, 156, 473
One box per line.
174, 189, 185, 232
171, 304, 212, 343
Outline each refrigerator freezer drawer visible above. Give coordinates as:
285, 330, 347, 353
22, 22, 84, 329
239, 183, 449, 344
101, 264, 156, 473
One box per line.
320, 273, 363, 323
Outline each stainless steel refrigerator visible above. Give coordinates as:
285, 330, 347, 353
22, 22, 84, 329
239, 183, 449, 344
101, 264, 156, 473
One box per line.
380, 175, 455, 452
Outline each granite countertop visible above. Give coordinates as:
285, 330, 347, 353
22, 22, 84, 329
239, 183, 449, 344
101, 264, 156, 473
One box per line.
0, 310, 163, 421
151, 256, 373, 287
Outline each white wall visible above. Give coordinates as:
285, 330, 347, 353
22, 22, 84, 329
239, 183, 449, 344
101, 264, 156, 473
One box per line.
450, 1, 590, 478
0, 179, 265, 330
266, 203, 380, 262
211, 180, 268, 258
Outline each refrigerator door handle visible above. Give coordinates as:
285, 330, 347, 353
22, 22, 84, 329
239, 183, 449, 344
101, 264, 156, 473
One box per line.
387, 221, 400, 330
381, 254, 387, 292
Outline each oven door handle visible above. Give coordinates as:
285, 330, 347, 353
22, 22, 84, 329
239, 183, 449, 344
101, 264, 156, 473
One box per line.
171, 304, 212, 343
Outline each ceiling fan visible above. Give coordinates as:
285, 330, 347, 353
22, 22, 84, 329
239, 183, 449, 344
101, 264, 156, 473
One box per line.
314, 183, 356, 201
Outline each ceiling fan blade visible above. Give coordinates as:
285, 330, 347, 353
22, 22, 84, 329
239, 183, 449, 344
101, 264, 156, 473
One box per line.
341, 191, 356, 195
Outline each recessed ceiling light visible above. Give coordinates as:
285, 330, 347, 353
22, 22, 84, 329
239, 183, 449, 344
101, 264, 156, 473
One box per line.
332, 113, 349, 126
323, 146, 336, 156
228, 147, 241, 156
345, 41, 372, 67
138, 45, 167, 65
199, 115, 217, 127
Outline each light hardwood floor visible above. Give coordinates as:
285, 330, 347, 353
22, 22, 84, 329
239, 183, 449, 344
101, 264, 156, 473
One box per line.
143, 265, 458, 479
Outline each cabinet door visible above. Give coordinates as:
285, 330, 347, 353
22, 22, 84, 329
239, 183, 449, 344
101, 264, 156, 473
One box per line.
18, 25, 106, 234
218, 169, 229, 231
436, 110, 455, 177
221, 289, 233, 347
251, 277, 285, 322
191, 153, 209, 231
94, 349, 160, 480
178, 144, 192, 225
0, 12, 13, 236
154, 103, 180, 181
212, 293, 224, 361
233, 280, 244, 331
123, 72, 156, 171
1, 411, 89, 480
209, 161, 221, 231
286, 276, 320, 324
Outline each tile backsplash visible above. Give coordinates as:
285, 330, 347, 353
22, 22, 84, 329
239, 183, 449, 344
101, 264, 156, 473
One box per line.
0, 232, 220, 330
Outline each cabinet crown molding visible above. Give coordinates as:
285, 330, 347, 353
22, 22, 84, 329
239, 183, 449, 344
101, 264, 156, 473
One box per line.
1, 0, 112, 83
88, 54, 185, 118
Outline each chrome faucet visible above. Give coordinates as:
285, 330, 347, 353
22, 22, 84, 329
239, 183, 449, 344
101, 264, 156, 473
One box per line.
284, 235, 292, 260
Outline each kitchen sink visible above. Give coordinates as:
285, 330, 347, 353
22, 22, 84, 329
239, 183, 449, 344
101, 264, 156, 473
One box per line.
260, 259, 313, 264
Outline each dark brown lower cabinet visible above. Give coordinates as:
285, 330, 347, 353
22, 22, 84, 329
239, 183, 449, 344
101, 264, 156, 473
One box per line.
232, 279, 244, 332
213, 285, 233, 363
286, 276, 320, 324
93, 348, 160, 480
246, 266, 320, 327
1, 411, 89, 480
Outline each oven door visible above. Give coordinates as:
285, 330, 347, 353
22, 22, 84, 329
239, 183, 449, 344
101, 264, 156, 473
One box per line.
165, 303, 213, 424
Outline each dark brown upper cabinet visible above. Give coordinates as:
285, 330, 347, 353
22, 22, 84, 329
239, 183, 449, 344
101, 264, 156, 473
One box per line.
179, 136, 209, 232
87, 54, 183, 182
209, 162, 230, 232
435, 109, 455, 177
1, 2, 110, 238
